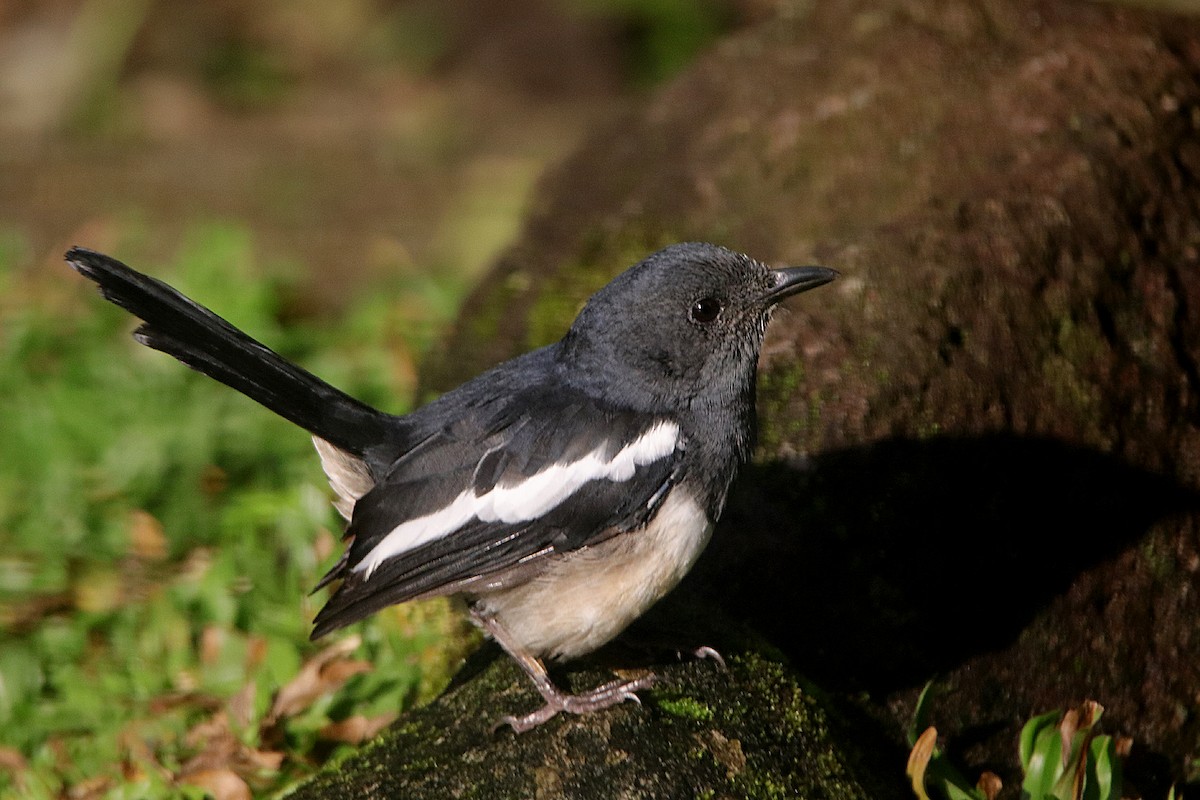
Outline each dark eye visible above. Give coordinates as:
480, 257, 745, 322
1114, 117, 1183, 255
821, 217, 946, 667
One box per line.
689, 296, 722, 324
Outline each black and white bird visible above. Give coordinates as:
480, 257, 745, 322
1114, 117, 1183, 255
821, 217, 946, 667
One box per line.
66, 242, 836, 732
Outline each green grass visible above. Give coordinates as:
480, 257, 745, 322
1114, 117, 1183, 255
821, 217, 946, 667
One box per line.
0, 223, 472, 797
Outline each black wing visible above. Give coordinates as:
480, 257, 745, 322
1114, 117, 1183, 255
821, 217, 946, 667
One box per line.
311, 380, 684, 637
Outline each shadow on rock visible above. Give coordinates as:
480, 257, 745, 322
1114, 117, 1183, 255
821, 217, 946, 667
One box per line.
683, 433, 1200, 695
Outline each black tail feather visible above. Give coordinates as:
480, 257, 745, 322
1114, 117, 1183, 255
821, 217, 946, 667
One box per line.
66, 247, 398, 469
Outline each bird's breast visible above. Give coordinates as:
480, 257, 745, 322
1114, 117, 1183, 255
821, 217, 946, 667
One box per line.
477, 487, 713, 661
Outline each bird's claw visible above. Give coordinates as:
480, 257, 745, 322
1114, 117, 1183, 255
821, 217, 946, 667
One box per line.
493, 673, 657, 734
694, 645, 727, 669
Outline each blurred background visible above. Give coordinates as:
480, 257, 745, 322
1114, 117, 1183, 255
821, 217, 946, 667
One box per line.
0, 0, 773, 289
0, 0, 764, 796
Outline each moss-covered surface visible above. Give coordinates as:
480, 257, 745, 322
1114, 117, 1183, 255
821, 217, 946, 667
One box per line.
286, 643, 906, 799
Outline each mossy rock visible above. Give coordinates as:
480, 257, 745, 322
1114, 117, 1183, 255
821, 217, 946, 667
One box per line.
412, 0, 1200, 794
287, 642, 906, 799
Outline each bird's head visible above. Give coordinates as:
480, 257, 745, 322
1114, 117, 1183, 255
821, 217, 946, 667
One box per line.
560, 242, 837, 409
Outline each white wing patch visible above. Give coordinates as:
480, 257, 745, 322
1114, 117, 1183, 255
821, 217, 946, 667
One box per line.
355, 420, 680, 579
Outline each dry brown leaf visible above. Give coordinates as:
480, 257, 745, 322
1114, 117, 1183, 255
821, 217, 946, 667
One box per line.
320, 659, 374, 685
239, 748, 285, 772
0, 589, 73, 632
977, 771, 1002, 800
229, 680, 257, 731
906, 726, 938, 800
199, 465, 228, 497
0, 747, 27, 793
313, 527, 337, 563
185, 710, 235, 752
148, 691, 221, 714
73, 566, 123, 613
179, 768, 251, 800
65, 774, 114, 800
266, 635, 366, 724
179, 703, 285, 785
245, 635, 268, 672
0, 745, 28, 772
200, 625, 225, 666
128, 509, 168, 561
1115, 736, 1133, 758
177, 547, 214, 583
1078, 699, 1102, 728
118, 725, 172, 783
319, 713, 399, 744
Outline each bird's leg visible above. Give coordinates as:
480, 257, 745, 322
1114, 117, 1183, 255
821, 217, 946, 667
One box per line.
472, 609, 656, 733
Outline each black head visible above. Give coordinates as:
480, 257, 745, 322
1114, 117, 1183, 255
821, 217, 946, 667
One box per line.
559, 242, 837, 409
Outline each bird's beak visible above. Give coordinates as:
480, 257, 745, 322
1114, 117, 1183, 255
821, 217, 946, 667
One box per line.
762, 266, 839, 305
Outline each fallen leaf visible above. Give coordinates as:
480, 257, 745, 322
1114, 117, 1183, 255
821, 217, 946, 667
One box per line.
184, 710, 237, 759
265, 635, 366, 724
245, 635, 268, 672
313, 527, 337, 563
65, 774, 114, 800
128, 509, 168, 561
0, 589, 73, 632
977, 771, 1002, 800
229, 680, 257, 731
179, 768, 251, 800
319, 659, 374, 685
199, 465, 228, 497
73, 565, 123, 613
319, 713, 399, 744
239, 748, 285, 772
0, 747, 27, 793
906, 726, 938, 800
118, 725, 172, 783
200, 625, 225, 666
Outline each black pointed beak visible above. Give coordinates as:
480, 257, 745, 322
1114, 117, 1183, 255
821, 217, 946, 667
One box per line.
762, 266, 839, 305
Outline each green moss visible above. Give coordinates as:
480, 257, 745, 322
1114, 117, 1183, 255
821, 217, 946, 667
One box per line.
1042, 352, 1100, 419
916, 417, 943, 439
1140, 536, 1177, 581
735, 772, 791, 800
756, 364, 829, 455
525, 275, 594, 349
1041, 314, 1109, 426
523, 228, 680, 349
466, 276, 524, 352
655, 695, 715, 721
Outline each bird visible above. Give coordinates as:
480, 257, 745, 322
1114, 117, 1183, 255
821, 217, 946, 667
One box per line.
65, 242, 837, 732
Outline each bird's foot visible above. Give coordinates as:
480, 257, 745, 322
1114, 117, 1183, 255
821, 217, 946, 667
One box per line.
692, 645, 727, 669
621, 635, 727, 669
495, 673, 657, 734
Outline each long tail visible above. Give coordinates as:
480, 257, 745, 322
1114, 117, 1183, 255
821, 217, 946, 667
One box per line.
66, 247, 398, 471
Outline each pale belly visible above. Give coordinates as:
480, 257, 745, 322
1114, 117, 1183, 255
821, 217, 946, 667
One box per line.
478, 489, 713, 661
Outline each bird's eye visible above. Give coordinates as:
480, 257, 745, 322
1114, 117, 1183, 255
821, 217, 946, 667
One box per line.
689, 297, 723, 324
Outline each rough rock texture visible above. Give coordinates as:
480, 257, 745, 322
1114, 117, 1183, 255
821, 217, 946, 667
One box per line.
287, 638, 907, 799
411, 0, 1200, 796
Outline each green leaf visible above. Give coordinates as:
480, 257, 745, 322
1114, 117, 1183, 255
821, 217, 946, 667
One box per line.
1022, 722, 1066, 800
1020, 710, 1065, 771
1083, 735, 1120, 800
909, 680, 939, 746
